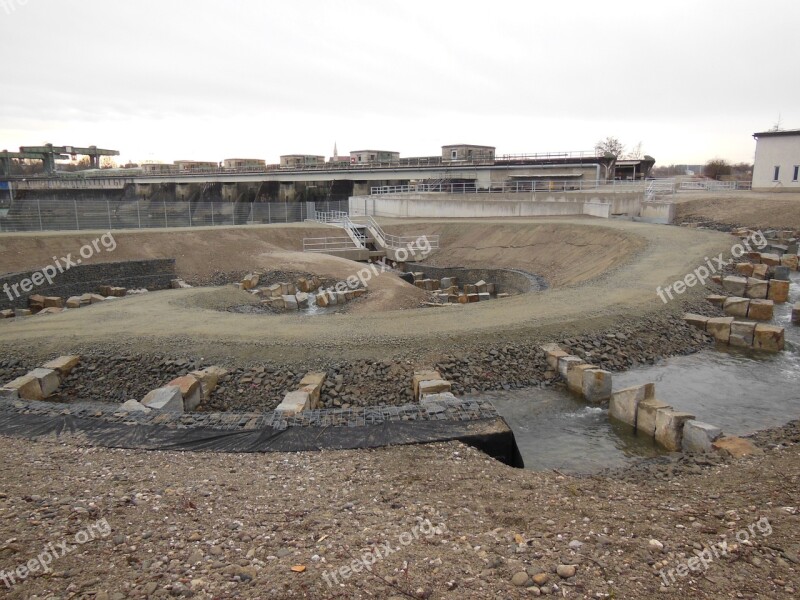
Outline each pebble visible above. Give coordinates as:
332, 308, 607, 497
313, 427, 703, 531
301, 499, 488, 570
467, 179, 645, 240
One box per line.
511, 571, 529, 586
556, 564, 576, 579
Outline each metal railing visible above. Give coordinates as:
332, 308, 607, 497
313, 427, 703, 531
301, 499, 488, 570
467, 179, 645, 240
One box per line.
0, 198, 349, 232
678, 180, 752, 191
369, 180, 651, 195
302, 236, 365, 253
349, 215, 439, 250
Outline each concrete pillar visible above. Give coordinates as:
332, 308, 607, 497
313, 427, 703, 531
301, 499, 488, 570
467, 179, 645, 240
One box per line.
279, 182, 297, 202
353, 181, 371, 196
222, 183, 238, 202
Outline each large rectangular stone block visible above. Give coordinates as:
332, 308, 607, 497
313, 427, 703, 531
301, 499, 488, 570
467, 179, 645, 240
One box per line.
747, 299, 774, 321
637, 398, 672, 437
474, 280, 488, 293
734, 263, 754, 277
28, 368, 60, 398
792, 302, 800, 324
42, 355, 80, 376
2, 373, 43, 400
772, 266, 791, 281
557, 355, 583, 379
682, 420, 723, 453
729, 321, 756, 348
654, 409, 695, 452
66, 296, 82, 309
418, 379, 452, 398
412, 370, 442, 400
767, 279, 789, 303
295, 292, 309, 308
722, 276, 747, 296
723, 297, 750, 318
190, 366, 227, 402
545, 349, 568, 371
582, 369, 612, 403
166, 375, 202, 411
753, 324, 785, 352
268, 283, 282, 298
275, 390, 310, 414
142, 386, 184, 412
751, 264, 769, 279
745, 278, 768, 299
705, 295, 727, 307
683, 313, 709, 331
706, 316, 734, 343
609, 383, 655, 428
282, 294, 298, 310
780, 254, 799, 270
760, 253, 781, 266
43, 296, 63, 308
566, 363, 595, 394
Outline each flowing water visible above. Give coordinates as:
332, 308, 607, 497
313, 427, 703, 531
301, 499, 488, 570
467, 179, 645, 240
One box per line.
474, 273, 800, 474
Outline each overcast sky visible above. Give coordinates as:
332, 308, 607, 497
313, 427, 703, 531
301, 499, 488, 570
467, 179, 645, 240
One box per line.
1, 0, 798, 166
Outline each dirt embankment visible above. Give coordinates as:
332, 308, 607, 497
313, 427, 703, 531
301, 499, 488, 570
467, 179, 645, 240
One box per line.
674, 191, 800, 230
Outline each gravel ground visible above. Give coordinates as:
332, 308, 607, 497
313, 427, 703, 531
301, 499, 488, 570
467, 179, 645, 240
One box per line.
0, 422, 798, 600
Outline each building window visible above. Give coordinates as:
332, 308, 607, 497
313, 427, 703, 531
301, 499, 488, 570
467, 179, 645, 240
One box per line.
451, 150, 458, 159
794, 165, 799, 182
773, 166, 780, 181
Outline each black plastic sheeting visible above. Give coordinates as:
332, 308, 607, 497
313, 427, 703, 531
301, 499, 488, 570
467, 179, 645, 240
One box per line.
0, 411, 524, 468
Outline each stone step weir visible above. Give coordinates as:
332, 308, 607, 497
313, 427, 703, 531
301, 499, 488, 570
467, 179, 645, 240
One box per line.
133, 366, 227, 413
711, 275, 790, 303
706, 295, 774, 320
542, 344, 612, 404
275, 372, 327, 415
683, 314, 784, 351
607, 381, 758, 456
1, 355, 81, 400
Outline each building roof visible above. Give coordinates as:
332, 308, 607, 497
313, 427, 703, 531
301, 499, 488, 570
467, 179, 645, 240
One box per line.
442, 144, 496, 149
350, 150, 399, 154
753, 129, 800, 139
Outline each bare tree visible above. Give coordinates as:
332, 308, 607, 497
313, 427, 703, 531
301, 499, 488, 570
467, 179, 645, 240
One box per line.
704, 159, 732, 180
100, 156, 118, 169
594, 136, 625, 158
626, 142, 643, 160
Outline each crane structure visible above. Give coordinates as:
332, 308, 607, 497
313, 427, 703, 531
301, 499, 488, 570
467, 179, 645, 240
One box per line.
0, 144, 119, 176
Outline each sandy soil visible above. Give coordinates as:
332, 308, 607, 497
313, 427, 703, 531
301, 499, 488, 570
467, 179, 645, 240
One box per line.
673, 191, 800, 230
0, 218, 733, 365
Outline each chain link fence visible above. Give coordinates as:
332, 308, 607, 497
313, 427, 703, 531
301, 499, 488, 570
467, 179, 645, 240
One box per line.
0, 199, 349, 232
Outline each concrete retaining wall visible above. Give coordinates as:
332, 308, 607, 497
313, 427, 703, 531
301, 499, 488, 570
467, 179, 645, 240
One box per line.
350, 191, 641, 220
0, 259, 176, 310
404, 264, 546, 295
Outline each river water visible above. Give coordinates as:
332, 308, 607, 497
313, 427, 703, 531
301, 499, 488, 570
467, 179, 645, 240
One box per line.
472, 273, 800, 474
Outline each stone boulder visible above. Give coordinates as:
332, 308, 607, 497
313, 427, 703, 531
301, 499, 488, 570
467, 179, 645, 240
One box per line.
413, 370, 442, 400
654, 409, 695, 452
166, 374, 203, 411
682, 420, 723, 453
706, 316, 734, 343
142, 386, 184, 412
744, 278, 768, 299
747, 298, 774, 321
2, 373, 44, 400
729, 321, 756, 348
721, 276, 747, 296
275, 390, 310, 415
42, 355, 80, 377
723, 297, 749, 318
637, 398, 672, 437
582, 369, 612, 404
566, 363, 595, 394
190, 366, 227, 402
712, 436, 763, 458
752, 324, 784, 352
609, 383, 655, 428
117, 399, 151, 413
418, 379, 452, 398
792, 302, 800, 324
683, 313, 709, 330
767, 279, 789, 303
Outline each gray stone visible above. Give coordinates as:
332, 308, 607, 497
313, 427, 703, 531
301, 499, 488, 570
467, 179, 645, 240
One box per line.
295, 292, 309, 308
773, 266, 790, 280
117, 399, 151, 413
682, 420, 723, 453
557, 355, 583, 379
582, 369, 612, 403
654, 409, 696, 451
142, 386, 184, 412
275, 391, 310, 414
609, 383, 655, 428
282, 294, 298, 310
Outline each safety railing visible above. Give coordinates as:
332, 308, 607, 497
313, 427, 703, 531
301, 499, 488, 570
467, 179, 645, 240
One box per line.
678, 180, 752, 191
302, 236, 365, 253
369, 180, 652, 195
0, 198, 349, 232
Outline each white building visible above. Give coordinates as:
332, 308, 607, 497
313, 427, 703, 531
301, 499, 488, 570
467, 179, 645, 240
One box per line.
752, 129, 800, 191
